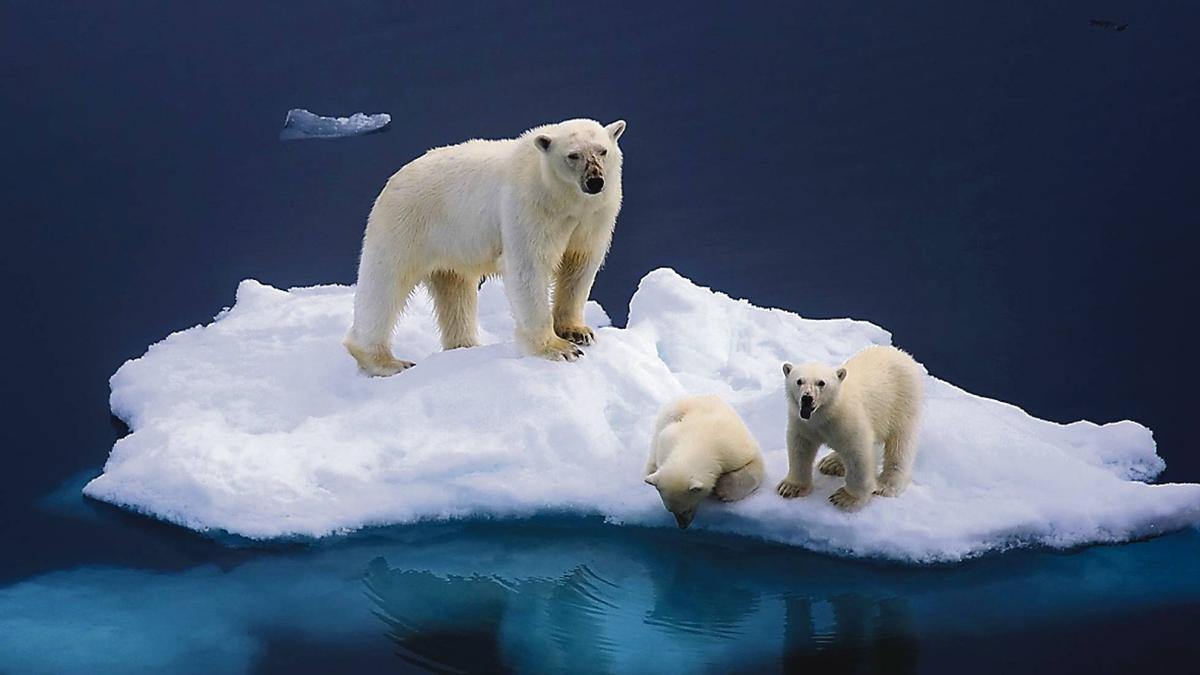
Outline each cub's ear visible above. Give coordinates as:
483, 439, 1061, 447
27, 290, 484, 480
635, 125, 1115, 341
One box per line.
688, 477, 705, 493
644, 471, 660, 486
535, 135, 552, 152
605, 120, 626, 141
782, 362, 793, 376
836, 367, 847, 381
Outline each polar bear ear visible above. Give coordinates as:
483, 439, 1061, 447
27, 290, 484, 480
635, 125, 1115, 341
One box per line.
688, 477, 705, 492
644, 471, 660, 486
605, 120, 626, 141
836, 367, 847, 381
782, 362, 793, 376
534, 135, 552, 152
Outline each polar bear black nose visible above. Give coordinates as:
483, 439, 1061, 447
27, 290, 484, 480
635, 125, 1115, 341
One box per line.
584, 176, 604, 194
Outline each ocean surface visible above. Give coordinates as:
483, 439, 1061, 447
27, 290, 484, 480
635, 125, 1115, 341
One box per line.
2, 1, 1197, 672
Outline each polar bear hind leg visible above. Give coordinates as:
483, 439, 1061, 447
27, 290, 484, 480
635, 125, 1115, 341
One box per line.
344, 248, 423, 376
428, 270, 480, 350
875, 424, 917, 497
818, 452, 845, 477
714, 456, 765, 502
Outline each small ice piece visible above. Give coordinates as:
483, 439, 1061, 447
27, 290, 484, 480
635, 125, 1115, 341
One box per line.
279, 108, 391, 140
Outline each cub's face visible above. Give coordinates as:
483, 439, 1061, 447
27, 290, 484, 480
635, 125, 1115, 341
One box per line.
782, 362, 846, 420
534, 120, 625, 196
645, 470, 708, 529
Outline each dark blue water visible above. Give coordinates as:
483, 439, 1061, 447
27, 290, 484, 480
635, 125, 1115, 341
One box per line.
2, 1, 1197, 672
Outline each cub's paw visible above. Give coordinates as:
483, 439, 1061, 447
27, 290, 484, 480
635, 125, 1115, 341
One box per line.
818, 454, 845, 477
556, 324, 595, 346
829, 487, 869, 512
776, 479, 813, 499
539, 336, 585, 362
713, 483, 737, 502
873, 476, 910, 498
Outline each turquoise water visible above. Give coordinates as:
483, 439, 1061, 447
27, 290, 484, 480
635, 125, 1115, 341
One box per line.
4, 501, 1199, 673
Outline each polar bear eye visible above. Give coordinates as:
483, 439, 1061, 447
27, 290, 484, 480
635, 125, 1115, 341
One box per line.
567, 152, 581, 161
598, 148, 607, 156
797, 379, 804, 385
817, 380, 826, 387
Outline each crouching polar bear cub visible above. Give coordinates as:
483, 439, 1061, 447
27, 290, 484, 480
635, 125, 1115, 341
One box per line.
776, 345, 923, 511
345, 118, 627, 375
645, 395, 766, 529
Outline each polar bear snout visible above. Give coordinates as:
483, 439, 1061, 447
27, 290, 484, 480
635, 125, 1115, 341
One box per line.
799, 395, 816, 419
583, 175, 605, 194
674, 509, 696, 529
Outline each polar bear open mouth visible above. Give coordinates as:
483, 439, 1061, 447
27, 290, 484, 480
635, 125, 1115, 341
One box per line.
82, 268, 1200, 563
799, 396, 816, 419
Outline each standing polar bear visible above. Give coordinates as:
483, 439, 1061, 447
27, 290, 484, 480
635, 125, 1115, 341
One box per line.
645, 395, 766, 529
345, 118, 627, 375
776, 345, 923, 511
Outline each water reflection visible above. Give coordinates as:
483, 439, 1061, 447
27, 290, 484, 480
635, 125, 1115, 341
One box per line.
1, 518, 1198, 674
352, 521, 1200, 674
782, 595, 918, 674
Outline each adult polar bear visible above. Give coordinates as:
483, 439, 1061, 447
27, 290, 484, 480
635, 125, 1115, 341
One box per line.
345, 118, 627, 375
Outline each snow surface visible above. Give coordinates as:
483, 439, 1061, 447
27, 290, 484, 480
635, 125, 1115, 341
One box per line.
83, 269, 1200, 562
278, 108, 390, 140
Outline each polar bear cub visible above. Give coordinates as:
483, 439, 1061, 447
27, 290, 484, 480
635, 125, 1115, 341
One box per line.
645, 395, 766, 529
345, 118, 627, 376
776, 345, 923, 511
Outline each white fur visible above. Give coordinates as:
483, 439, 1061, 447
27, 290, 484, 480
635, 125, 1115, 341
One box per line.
777, 345, 924, 511
645, 395, 766, 529
345, 118, 626, 375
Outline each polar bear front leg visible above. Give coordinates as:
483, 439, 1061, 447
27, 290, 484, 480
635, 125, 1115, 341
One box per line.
777, 425, 818, 498
502, 241, 583, 362
553, 249, 602, 346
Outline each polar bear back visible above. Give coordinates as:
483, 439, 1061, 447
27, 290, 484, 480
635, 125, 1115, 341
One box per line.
653, 395, 761, 474
839, 346, 923, 440
367, 138, 522, 266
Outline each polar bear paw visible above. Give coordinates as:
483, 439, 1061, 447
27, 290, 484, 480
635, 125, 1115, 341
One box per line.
538, 336, 585, 362
364, 358, 415, 377
776, 478, 812, 499
829, 487, 869, 511
556, 324, 595, 346
345, 341, 415, 377
873, 473, 910, 497
818, 454, 845, 477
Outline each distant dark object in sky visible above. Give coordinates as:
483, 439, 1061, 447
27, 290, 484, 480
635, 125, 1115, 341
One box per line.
279, 109, 391, 140
1089, 19, 1129, 32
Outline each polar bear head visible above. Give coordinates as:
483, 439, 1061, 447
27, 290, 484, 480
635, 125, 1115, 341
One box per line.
530, 118, 626, 196
782, 362, 847, 421
644, 468, 710, 529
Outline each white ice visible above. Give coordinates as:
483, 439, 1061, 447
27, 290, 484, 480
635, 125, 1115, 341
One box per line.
278, 108, 391, 140
83, 269, 1200, 562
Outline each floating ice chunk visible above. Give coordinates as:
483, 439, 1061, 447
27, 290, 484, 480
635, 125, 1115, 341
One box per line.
278, 108, 391, 140
82, 269, 1200, 561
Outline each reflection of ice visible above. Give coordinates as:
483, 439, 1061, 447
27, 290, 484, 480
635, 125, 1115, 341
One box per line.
278, 108, 390, 140
365, 561, 620, 673
7, 520, 1189, 673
